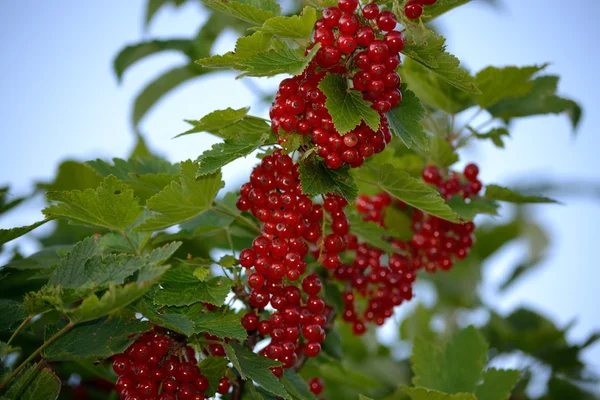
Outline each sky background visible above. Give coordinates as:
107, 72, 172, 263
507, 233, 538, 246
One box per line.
1, 0, 599, 382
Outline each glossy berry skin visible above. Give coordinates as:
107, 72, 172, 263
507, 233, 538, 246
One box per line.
321, 7, 341, 28
242, 312, 260, 331
217, 378, 231, 395
464, 163, 479, 180
338, 0, 358, 13
362, 3, 380, 19
376, 11, 397, 32
405, 2, 424, 20
308, 377, 324, 395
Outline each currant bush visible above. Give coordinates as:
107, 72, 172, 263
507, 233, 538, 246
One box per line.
0, 0, 585, 399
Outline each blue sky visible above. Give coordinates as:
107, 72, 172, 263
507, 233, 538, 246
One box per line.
1, 0, 599, 378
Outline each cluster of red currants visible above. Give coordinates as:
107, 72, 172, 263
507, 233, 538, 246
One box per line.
404, 0, 438, 20
112, 327, 230, 400
422, 163, 483, 199
236, 150, 332, 374
318, 194, 415, 334
314, 0, 405, 110
269, 0, 406, 170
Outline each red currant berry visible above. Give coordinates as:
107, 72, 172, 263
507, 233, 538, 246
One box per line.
193, 375, 209, 392
321, 7, 342, 28
464, 163, 479, 181
355, 26, 375, 47
362, 3, 380, 20
242, 312, 260, 331
384, 31, 405, 53
304, 342, 321, 357
302, 274, 323, 295
338, 13, 360, 35
309, 377, 324, 395
337, 34, 357, 54
317, 45, 342, 68
217, 378, 231, 395
405, 2, 423, 19
376, 11, 397, 31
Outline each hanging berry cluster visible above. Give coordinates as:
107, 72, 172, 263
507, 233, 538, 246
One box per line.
404, 0, 439, 20
236, 151, 332, 373
270, 0, 407, 170
112, 327, 231, 400
332, 163, 483, 333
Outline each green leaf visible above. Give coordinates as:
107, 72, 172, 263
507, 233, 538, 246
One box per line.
255, 6, 317, 39
87, 156, 178, 179
196, 31, 273, 69
177, 107, 250, 138
193, 310, 246, 340
0, 219, 52, 247
383, 207, 414, 241
0, 299, 27, 332
199, 357, 230, 396
114, 39, 194, 82
474, 368, 520, 400
196, 132, 270, 176
145, 0, 186, 27
429, 136, 458, 168
0, 187, 26, 215
386, 85, 428, 151
281, 370, 317, 400
318, 362, 382, 390
238, 43, 321, 77
400, 304, 436, 341
133, 295, 196, 336
200, 0, 281, 25
43, 176, 143, 231
318, 73, 380, 134
412, 326, 488, 393
133, 64, 203, 126
298, 156, 358, 201
475, 65, 547, 108
365, 164, 460, 222
488, 75, 582, 130
0, 341, 18, 358
484, 184, 558, 204
418, 0, 472, 22
48, 237, 147, 289
226, 342, 288, 398
38, 160, 103, 192
43, 317, 148, 361
153, 266, 233, 307
1, 363, 60, 400
400, 58, 474, 115
66, 267, 168, 323
402, 27, 480, 94
401, 386, 476, 400
468, 127, 510, 148
278, 132, 311, 154
347, 214, 406, 255
446, 196, 499, 220
136, 160, 224, 231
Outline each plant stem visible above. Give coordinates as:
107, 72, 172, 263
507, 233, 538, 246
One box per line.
213, 202, 262, 235
0, 322, 74, 391
231, 376, 245, 400
456, 107, 483, 135
121, 231, 140, 256
6, 316, 32, 346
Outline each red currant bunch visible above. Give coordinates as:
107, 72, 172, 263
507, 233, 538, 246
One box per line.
333, 240, 415, 334
112, 327, 222, 400
404, 0, 438, 20
314, 1, 405, 110
237, 151, 331, 367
